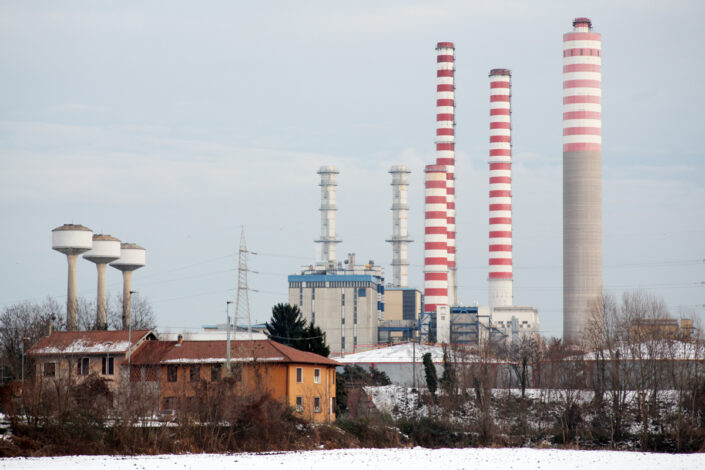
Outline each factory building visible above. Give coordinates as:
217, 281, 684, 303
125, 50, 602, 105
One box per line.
562, 17, 603, 343
491, 306, 540, 342
378, 287, 422, 343
288, 253, 384, 355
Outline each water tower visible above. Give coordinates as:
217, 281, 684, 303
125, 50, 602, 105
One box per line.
110, 243, 146, 329
52, 224, 93, 331
83, 234, 121, 329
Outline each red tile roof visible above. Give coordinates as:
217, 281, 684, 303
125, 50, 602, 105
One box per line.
27, 330, 154, 356
129, 339, 340, 367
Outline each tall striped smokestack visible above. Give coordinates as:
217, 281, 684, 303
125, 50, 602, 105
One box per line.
424, 165, 449, 314
563, 17, 603, 343
387, 165, 412, 287
315, 166, 341, 264
488, 68, 514, 312
435, 42, 457, 306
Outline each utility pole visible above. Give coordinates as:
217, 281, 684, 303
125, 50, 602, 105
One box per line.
412, 337, 416, 389
226, 300, 233, 376
128, 290, 136, 368
235, 227, 256, 340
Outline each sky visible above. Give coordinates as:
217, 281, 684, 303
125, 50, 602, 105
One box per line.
1, 0, 704, 339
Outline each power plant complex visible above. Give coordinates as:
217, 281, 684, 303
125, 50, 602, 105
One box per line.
285, 13, 613, 354
49, 18, 601, 350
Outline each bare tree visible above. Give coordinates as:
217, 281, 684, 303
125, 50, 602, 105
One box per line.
107, 294, 156, 330
0, 297, 65, 382
620, 289, 670, 450
584, 292, 629, 447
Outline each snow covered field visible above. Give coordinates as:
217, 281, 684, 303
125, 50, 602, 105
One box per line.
3, 448, 705, 470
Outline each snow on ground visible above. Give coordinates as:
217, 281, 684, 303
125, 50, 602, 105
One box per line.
3, 448, 705, 470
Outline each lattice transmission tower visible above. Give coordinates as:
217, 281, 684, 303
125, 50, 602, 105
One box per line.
235, 226, 256, 338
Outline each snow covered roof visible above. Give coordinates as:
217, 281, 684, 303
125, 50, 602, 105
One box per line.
130, 339, 340, 367
579, 340, 705, 361
337, 343, 449, 364
28, 330, 154, 356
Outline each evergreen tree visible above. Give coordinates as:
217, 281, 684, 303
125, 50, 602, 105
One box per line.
422, 352, 438, 398
302, 322, 330, 358
265, 303, 330, 357
439, 345, 456, 396
265, 303, 307, 349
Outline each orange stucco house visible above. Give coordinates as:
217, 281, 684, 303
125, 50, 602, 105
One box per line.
130, 339, 339, 423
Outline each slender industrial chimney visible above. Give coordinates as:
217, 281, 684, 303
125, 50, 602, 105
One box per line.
315, 166, 341, 264
52, 224, 93, 331
110, 243, 146, 329
563, 17, 603, 343
435, 42, 457, 306
423, 165, 448, 315
488, 68, 514, 312
387, 165, 412, 287
83, 234, 121, 329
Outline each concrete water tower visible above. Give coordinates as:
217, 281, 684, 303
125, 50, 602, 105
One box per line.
110, 243, 146, 329
83, 234, 121, 330
52, 224, 93, 331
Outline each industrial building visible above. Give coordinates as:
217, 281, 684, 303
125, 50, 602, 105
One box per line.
562, 17, 603, 343
491, 306, 540, 341
288, 253, 384, 355
378, 287, 422, 343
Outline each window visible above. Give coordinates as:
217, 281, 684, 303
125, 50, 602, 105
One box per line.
43, 362, 56, 377
314, 396, 321, 413
77, 357, 89, 375
211, 364, 222, 382
314, 368, 321, 384
163, 397, 176, 410
167, 365, 178, 382
102, 357, 114, 375
189, 365, 201, 382
232, 364, 242, 382
296, 367, 303, 383
296, 396, 303, 413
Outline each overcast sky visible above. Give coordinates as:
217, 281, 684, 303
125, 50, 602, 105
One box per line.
1, 0, 704, 339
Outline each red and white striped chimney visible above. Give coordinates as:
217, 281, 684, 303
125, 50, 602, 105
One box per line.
435, 42, 457, 307
424, 164, 448, 314
563, 17, 603, 343
488, 68, 514, 312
